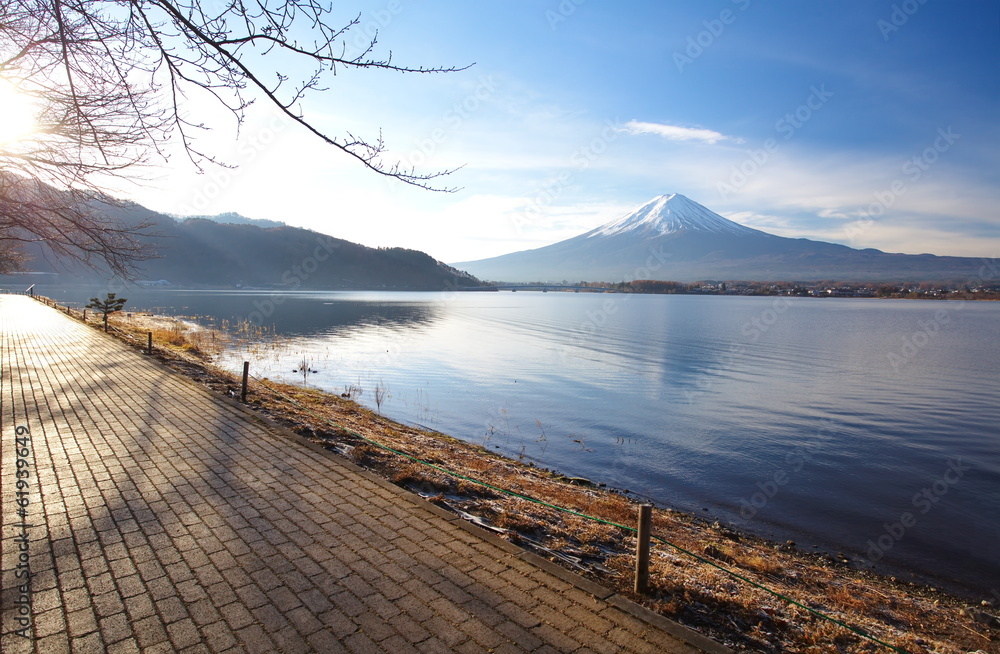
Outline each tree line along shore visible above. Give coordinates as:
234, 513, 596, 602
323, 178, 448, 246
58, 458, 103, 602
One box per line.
497, 278, 1000, 300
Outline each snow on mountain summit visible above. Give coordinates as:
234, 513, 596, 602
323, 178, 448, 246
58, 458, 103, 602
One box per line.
452, 191, 978, 283
587, 194, 763, 238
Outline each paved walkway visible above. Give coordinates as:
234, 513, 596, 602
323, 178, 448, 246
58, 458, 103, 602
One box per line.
0, 294, 728, 654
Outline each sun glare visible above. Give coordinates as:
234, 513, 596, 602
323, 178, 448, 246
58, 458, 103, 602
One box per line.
0, 81, 37, 145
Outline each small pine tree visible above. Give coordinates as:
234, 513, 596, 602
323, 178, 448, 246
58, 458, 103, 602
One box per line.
86, 293, 127, 332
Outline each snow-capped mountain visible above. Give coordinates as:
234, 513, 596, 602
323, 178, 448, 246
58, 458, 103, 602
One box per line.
585, 194, 763, 239
452, 194, 977, 283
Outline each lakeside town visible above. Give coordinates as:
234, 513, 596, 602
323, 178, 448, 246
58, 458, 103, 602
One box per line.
502, 278, 1000, 299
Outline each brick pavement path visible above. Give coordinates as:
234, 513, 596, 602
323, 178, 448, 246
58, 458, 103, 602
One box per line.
1, 295, 729, 653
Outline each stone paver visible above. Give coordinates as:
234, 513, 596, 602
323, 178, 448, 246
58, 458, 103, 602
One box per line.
1, 294, 729, 653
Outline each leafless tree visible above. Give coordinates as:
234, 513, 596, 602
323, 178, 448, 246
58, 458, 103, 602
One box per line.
0, 175, 155, 276
0, 0, 468, 276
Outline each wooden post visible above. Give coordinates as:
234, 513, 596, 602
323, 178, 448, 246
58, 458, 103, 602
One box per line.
147, 332, 153, 354
241, 361, 250, 402
634, 504, 653, 594
83, 309, 87, 321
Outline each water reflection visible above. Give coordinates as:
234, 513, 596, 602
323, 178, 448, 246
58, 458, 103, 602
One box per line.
61, 289, 444, 336
31, 286, 1000, 598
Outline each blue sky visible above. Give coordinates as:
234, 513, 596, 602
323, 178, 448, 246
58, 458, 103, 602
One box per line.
132, 0, 1000, 264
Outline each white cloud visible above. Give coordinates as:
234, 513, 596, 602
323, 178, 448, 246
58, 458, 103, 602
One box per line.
620, 120, 736, 145
127, 90, 1000, 266
724, 211, 797, 234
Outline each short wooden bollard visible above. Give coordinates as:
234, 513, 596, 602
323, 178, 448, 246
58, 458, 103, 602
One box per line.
241, 361, 250, 402
83, 309, 87, 321
634, 504, 653, 594
147, 332, 153, 354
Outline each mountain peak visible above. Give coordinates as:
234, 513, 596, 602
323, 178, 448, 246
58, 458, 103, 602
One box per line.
452, 192, 977, 283
587, 193, 762, 238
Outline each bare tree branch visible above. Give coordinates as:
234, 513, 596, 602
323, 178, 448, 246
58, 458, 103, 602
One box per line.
0, 0, 470, 276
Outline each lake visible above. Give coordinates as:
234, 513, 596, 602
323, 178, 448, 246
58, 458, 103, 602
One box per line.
44, 287, 1000, 598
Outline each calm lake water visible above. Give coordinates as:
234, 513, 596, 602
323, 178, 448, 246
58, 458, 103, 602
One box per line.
45, 287, 1000, 598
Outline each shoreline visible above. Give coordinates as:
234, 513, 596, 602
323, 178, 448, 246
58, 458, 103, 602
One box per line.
67, 302, 1000, 653
256, 368, 989, 605
6, 280, 1000, 302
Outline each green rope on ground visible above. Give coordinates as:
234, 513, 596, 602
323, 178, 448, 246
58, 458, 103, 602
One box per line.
252, 375, 906, 653
644, 534, 907, 653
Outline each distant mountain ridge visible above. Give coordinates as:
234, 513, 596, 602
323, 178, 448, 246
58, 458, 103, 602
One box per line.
5, 194, 481, 290
453, 194, 983, 283
174, 212, 286, 229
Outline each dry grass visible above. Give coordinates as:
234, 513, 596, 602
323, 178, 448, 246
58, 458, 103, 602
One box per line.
84, 310, 231, 359
220, 376, 1000, 653
57, 297, 1000, 654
